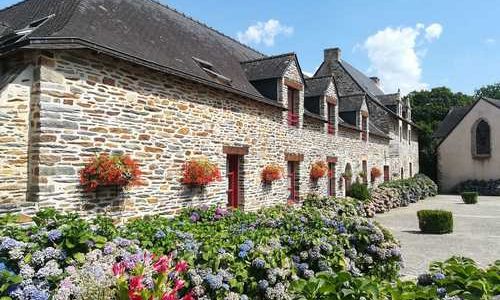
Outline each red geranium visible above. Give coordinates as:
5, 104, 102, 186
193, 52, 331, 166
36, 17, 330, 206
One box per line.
371, 167, 382, 179
310, 161, 328, 180
261, 164, 283, 183
79, 153, 142, 192
182, 159, 221, 186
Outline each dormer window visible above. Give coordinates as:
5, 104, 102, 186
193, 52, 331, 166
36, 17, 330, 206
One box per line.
193, 57, 231, 85
0, 15, 54, 47
287, 87, 299, 127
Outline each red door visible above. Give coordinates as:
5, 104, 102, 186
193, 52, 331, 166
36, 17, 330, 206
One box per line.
328, 162, 336, 196
383, 165, 390, 182
288, 161, 298, 203
227, 155, 239, 208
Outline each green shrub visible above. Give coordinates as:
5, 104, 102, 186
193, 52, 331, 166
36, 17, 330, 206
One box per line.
461, 191, 478, 204
417, 210, 453, 234
349, 182, 371, 201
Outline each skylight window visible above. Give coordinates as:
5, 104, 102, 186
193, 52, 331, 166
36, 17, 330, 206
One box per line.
192, 57, 232, 85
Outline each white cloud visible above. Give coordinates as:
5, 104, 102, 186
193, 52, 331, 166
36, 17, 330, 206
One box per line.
484, 38, 496, 45
363, 23, 443, 94
425, 23, 443, 41
237, 19, 293, 47
302, 71, 314, 77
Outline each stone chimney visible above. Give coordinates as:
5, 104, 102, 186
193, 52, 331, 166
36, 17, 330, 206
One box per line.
369, 77, 380, 86
324, 48, 341, 63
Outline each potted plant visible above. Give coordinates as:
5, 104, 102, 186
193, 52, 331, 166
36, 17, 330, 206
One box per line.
182, 159, 221, 187
261, 164, 283, 184
461, 192, 478, 204
79, 153, 142, 192
310, 161, 328, 181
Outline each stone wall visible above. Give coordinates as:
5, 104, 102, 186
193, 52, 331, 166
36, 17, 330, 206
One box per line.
0, 61, 35, 213
0, 49, 418, 219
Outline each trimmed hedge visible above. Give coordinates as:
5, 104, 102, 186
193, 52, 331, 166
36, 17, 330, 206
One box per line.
349, 182, 371, 201
417, 210, 453, 234
456, 179, 500, 196
461, 192, 478, 204
364, 174, 438, 217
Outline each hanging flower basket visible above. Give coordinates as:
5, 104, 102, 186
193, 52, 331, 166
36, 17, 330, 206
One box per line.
261, 164, 283, 184
371, 167, 382, 182
79, 153, 142, 192
182, 159, 221, 186
310, 161, 328, 180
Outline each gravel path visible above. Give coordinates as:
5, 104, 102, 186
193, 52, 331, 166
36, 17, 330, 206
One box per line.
375, 195, 500, 276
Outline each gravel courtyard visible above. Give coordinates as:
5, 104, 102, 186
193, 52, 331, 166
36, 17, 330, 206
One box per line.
375, 194, 500, 276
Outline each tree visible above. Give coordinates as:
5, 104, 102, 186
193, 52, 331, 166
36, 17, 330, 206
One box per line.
474, 82, 500, 99
404, 87, 474, 180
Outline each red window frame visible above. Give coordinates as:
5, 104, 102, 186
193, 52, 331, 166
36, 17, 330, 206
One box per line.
227, 155, 240, 208
287, 161, 298, 203
328, 162, 336, 196
327, 103, 335, 135
383, 165, 390, 182
287, 87, 299, 127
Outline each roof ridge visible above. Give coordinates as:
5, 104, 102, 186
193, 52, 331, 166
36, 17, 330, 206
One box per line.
241, 52, 295, 64
145, 0, 266, 58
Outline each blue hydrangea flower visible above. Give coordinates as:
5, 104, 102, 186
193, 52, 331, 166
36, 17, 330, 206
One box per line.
47, 229, 62, 243
103, 243, 114, 255
238, 251, 248, 259
154, 230, 166, 240
433, 272, 445, 281
437, 287, 447, 297
205, 274, 223, 290
258, 279, 269, 291
0, 262, 6, 272
190, 212, 201, 222
252, 258, 266, 269
0, 237, 20, 251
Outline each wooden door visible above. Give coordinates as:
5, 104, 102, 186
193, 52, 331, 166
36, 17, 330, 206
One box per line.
227, 155, 239, 208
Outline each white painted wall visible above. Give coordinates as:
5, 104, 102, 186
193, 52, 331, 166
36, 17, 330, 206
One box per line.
438, 99, 500, 192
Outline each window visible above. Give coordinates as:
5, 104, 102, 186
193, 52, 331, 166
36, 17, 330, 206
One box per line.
287, 87, 299, 127
474, 120, 491, 157
327, 103, 335, 135
287, 161, 299, 203
383, 165, 390, 182
328, 162, 336, 196
193, 57, 231, 85
409, 163, 413, 177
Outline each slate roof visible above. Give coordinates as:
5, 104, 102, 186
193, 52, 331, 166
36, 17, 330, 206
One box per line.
484, 97, 500, 109
0, 0, 290, 105
378, 93, 400, 106
0, 63, 27, 91
369, 123, 390, 139
433, 105, 472, 139
434, 97, 500, 140
315, 57, 418, 129
241, 53, 294, 81
339, 94, 365, 112
304, 76, 332, 97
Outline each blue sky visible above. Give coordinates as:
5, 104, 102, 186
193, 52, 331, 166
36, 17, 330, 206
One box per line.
1, 0, 499, 95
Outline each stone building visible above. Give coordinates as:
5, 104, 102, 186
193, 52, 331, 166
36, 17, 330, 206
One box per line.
435, 97, 500, 192
0, 0, 419, 218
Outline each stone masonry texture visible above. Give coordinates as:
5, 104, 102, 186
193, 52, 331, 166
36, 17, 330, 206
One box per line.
0, 50, 419, 220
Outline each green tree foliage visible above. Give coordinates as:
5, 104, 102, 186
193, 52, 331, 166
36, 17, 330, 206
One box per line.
404, 87, 473, 180
475, 82, 500, 99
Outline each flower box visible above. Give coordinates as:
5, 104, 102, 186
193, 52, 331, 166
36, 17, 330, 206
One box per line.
310, 161, 328, 180
79, 153, 142, 192
182, 159, 221, 186
261, 164, 283, 184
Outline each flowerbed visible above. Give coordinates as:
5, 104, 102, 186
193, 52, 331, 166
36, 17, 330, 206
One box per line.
0, 196, 401, 299
291, 257, 500, 300
364, 174, 438, 217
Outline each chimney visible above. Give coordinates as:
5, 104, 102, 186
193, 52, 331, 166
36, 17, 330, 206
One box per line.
369, 77, 380, 86
324, 48, 341, 63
